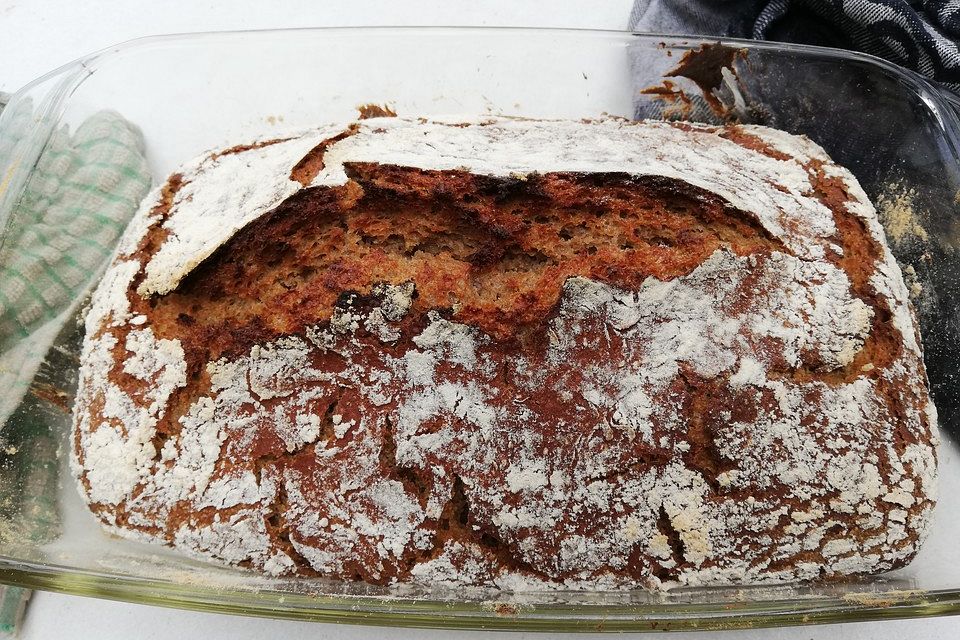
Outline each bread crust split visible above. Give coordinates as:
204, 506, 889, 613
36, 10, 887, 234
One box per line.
72, 116, 938, 590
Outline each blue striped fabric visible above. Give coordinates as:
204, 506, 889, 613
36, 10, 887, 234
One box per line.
630, 0, 960, 91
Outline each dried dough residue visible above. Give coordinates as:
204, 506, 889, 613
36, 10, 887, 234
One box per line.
877, 187, 929, 247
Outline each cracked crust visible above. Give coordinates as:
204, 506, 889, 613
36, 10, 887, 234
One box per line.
71, 117, 939, 590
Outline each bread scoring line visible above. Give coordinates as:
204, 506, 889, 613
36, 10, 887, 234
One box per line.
136, 117, 845, 299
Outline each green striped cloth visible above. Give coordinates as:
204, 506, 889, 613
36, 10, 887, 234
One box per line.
0, 108, 151, 420
0, 98, 151, 637
0, 110, 151, 350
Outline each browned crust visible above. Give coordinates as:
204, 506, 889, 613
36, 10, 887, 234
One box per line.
77, 122, 936, 585
210, 137, 295, 161
144, 169, 785, 351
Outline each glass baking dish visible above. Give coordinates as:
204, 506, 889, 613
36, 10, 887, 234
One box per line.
1, 27, 960, 632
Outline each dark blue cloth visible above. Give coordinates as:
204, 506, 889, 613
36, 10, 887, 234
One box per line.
630, 0, 960, 91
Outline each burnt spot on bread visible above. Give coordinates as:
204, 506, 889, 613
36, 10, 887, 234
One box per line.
449, 476, 471, 530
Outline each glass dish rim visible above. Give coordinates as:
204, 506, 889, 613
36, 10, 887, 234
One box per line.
5, 556, 960, 631
13, 24, 958, 118
2, 26, 960, 631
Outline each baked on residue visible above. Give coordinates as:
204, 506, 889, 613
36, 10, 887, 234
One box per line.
71, 116, 939, 590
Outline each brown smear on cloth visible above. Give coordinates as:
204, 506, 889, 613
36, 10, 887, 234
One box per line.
641, 43, 748, 119
638, 79, 695, 119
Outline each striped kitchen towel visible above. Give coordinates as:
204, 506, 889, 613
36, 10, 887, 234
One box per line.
0, 98, 150, 638
0, 104, 151, 425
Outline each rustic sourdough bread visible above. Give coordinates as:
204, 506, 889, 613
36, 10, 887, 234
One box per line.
72, 116, 938, 589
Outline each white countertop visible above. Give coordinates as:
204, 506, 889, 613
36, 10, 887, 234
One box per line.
3, 1, 958, 638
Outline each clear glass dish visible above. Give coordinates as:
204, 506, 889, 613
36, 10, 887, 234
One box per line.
1, 27, 960, 632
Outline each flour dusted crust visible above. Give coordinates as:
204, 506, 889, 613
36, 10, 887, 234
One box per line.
72, 116, 939, 589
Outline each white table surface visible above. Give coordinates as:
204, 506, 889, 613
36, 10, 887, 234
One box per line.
2, 1, 958, 638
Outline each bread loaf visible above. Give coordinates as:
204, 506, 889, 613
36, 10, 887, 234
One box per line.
72, 116, 939, 589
